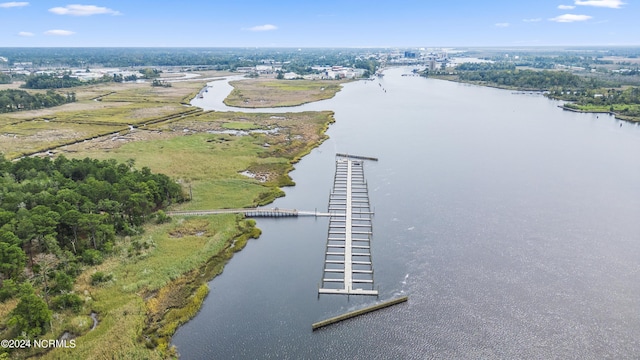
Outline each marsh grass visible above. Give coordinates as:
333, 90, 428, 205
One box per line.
0, 121, 125, 158
224, 79, 346, 108
221, 121, 262, 130
31, 214, 246, 360
0, 78, 206, 160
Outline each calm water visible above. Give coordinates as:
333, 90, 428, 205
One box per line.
173, 68, 640, 359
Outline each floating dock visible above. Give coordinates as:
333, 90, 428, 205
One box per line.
312, 296, 408, 330
319, 158, 377, 296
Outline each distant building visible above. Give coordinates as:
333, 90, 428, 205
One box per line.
429, 59, 437, 71
236, 66, 256, 73
283, 72, 300, 80
404, 51, 417, 58
256, 65, 274, 74
323, 68, 366, 80
12, 62, 33, 71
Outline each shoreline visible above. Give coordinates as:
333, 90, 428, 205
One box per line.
427, 75, 640, 123
143, 218, 262, 353
558, 104, 640, 123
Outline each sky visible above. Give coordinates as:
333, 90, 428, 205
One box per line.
0, 0, 638, 47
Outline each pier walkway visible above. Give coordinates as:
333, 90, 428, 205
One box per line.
167, 208, 331, 218
319, 157, 378, 296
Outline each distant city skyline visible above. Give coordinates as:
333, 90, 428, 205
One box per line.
0, 0, 638, 47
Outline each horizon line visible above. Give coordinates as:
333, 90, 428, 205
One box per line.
1, 44, 640, 49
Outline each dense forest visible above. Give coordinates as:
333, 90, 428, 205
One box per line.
424, 62, 604, 90
0, 89, 75, 113
0, 155, 185, 341
0, 47, 379, 74
456, 69, 597, 90
456, 48, 640, 86
454, 62, 516, 71
463, 47, 640, 68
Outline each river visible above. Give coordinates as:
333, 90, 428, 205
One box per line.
173, 68, 640, 359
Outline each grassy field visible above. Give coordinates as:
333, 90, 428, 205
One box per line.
2, 74, 335, 359
224, 78, 346, 108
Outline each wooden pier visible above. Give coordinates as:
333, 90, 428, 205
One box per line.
319, 158, 378, 296
167, 208, 331, 218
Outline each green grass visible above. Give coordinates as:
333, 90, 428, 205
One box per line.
258, 80, 342, 92
72, 131, 274, 208
116, 215, 241, 291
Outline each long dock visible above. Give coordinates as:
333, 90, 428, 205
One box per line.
167, 208, 332, 218
312, 296, 408, 330
319, 158, 377, 296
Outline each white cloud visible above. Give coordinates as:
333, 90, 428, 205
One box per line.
549, 14, 593, 22
523, 18, 542, 22
494, 22, 510, 28
44, 29, 76, 36
0, 2, 29, 8
49, 4, 121, 16
558, 4, 576, 9
574, 0, 625, 8
245, 24, 278, 32
18, 31, 34, 36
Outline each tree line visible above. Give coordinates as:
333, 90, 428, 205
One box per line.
456, 69, 594, 90
551, 87, 640, 118
0, 47, 380, 73
427, 62, 603, 90
0, 89, 75, 113
0, 155, 185, 342
454, 62, 516, 71
0, 73, 11, 84
22, 73, 111, 89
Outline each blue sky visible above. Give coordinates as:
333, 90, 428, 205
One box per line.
0, 0, 638, 47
